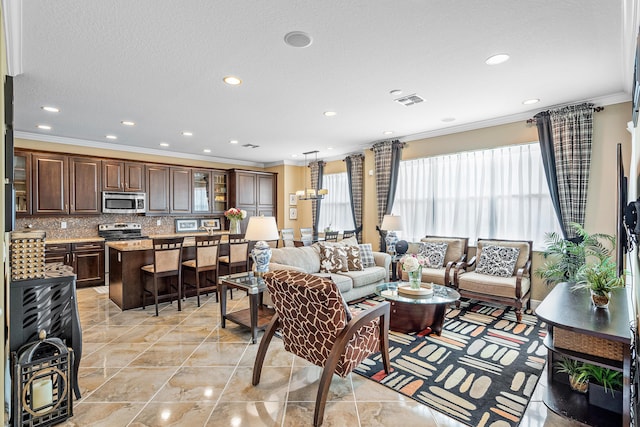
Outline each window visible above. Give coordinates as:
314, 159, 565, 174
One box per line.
318, 173, 355, 232
394, 143, 561, 249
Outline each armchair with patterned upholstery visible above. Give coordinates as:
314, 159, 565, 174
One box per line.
398, 235, 469, 286
453, 238, 532, 322
253, 270, 391, 426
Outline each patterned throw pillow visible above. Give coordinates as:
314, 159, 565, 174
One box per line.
344, 245, 364, 271
358, 243, 375, 268
420, 242, 448, 268
475, 245, 520, 277
318, 244, 348, 273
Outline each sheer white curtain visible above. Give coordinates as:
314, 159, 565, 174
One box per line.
318, 173, 356, 231
394, 143, 561, 249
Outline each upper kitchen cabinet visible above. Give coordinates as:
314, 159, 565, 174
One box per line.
14, 150, 31, 216
212, 171, 227, 214
227, 169, 277, 232
170, 167, 191, 214
192, 169, 212, 213
32, 152, 68, 215
70, 157, 102, 214
102, 160, 145, 192
146, 164, 170, 214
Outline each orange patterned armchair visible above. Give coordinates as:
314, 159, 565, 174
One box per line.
253, 270, 391, 426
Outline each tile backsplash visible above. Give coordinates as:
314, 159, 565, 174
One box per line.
15, 214, 225, 240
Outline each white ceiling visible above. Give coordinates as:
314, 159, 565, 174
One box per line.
7, 1, 638, 167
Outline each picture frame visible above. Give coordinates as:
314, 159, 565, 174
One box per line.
289, 193, 297, 206
175, 219, 199, 233
289, 207, 298, 220
200, 218, 221, 230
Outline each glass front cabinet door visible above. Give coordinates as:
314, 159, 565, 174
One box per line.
14, 151, 31, 215
212, 172, 227, 214
192, 170, 212, 213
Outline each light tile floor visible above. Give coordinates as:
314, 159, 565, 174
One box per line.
59, 287, 586, 426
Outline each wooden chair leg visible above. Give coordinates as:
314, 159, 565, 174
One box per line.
177, 273, 182, 311
252, 315, 280, 386
195, 269, 201, 307
141, 271, 146, 310
515, 308, 522, 323
153, 276, 159, 316
314, 355, 341, 427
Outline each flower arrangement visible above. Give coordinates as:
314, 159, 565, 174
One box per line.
400, 254, 428, 272
224, 207, 247, 221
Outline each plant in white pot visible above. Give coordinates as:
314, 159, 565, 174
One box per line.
572, 256, 624, 308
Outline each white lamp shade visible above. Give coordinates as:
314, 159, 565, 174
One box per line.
244, 216, 280, 241
381, 214, 402, 231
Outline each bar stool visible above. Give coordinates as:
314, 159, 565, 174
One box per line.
141, 237, 184, 316
280, 228, 295, 247
219, 236, 249, 275
182, 235, 221, 306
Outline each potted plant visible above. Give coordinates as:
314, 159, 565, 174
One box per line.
582, 364, 623, 413
572, 256, 624, 308
536, 223, 615, 286
553, 357, 588, 393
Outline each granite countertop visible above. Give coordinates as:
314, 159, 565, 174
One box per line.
107, 231, 231, 251
47, 231, 229, 246
47, 237, 106, 244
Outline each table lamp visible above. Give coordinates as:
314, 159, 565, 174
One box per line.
244, 216, 280, 278
381, 214, 402, 256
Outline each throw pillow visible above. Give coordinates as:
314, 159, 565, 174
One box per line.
318, 244, 348, 273
343, 245, 364, 271
475, 245, 520, 277
358, 243, 375, 268
420, 242, 448, 268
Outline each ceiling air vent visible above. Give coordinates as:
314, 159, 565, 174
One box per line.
394, 94, 424, 106
243, 143, 260, 149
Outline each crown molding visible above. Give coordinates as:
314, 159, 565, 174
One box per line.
15, 131, 265, 168
3, 0, 23, 76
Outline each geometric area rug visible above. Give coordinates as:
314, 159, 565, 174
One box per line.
350, 297, 547, 427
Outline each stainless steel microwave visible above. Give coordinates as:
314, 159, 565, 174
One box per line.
102, 191, 146, 214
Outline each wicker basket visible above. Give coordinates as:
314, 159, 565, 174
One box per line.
553, 327, 624, 362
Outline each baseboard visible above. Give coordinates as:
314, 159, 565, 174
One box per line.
530, 299, 542, 311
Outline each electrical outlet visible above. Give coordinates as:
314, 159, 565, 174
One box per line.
156, 219, 161, 226
61, 221, 67, 229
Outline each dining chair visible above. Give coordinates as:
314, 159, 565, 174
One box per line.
182, 235, 221, 306
280, 228, 295, 247
323, 231, 339, 242
219, 236, 250, 275
141, 237, 184, 316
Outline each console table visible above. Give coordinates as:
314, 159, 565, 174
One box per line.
535, 283, 631, 426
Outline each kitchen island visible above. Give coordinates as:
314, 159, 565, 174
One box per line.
107, 233, 229, 310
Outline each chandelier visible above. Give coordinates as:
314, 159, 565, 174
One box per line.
296, 150, 328, 201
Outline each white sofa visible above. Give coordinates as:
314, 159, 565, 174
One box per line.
267, 240, 391, 302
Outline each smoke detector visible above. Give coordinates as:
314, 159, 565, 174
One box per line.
394, 94, 425, 106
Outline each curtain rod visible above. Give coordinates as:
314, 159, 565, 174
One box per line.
526, 106, 604, 124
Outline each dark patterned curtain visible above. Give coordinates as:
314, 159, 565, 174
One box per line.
372, 140, 405, 249
534, 103, 594, 239
309, 160, 325, 234
345, 154, 364, 241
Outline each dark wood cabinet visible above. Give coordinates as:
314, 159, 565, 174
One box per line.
71, 241, 105, 287
45, 243, 72, 265
170, 167, 191, 214
102, 160, 145, 192
228, 169, 277, 232
32, 153, 68, 215
146, 164, 170, 214
212, 171, 227, 214
192, 169, 212, 213
70, 157, 101, 214
14, 150, 31, 216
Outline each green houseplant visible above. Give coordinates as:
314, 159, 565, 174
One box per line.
553, 357, 588, 393
572, 256, 624, 308
582, 364, 623, 413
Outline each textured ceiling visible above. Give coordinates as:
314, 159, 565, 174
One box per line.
9, 1, 636, 166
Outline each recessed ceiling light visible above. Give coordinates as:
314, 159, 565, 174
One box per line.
229, 140, 239, 144
327, 147, 334, 150
284, 31, 313, 48
106, 135, 117, 140
121, 120, 135, 126
441, 117, 456, 122
291, 154, 298, 158
485, 53, 510, 65
383, 131, 393, 135
389, 90, 402, 96
223, 76, 242, 86
37, 124, 51, 130
159, 142, 169, 147
203, 149, 211, 153
522, 98, 540, 105
323, 111, 337, 117
41, 106, 59, 113
182, 131, 193, 136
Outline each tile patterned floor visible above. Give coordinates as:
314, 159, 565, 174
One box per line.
59, 287, 587, 426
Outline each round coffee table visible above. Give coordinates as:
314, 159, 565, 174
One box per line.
375, 283, 460, 335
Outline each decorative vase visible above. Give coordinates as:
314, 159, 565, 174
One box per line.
407, 266, 422, 289
229, 218, 241, 234
590, 289, 611, 309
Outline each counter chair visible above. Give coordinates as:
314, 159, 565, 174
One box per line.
342, 229, 357, 241
141, 237, 184, 316
254, 270, 391, 427
219, 236, 250, 275
182, 235, 221, 306
280, 228, 295, 247
323, 231, 339, 242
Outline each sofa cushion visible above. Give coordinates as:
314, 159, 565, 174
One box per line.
475, 245, 520, 277
270, 246, 320, 273
420, 242, 448, 267
358, 243, 376, 268
313, 272, 353, 294
402, 266, 447, 285
458, 271, 531, 298
318, 244, 348, 273
336, 266, 387, 288
343, 245, 364, 271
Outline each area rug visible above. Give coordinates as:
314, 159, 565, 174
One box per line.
350, 297, 547, 427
